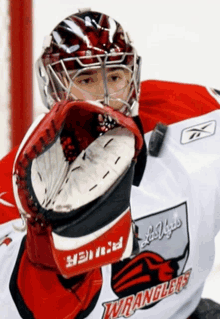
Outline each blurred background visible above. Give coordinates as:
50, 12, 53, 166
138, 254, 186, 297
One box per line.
0, 0, 220, 303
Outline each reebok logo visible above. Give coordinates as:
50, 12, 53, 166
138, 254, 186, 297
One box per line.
181, 120, 216, 144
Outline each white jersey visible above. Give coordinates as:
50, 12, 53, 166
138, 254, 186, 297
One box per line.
1, 80, 220, 318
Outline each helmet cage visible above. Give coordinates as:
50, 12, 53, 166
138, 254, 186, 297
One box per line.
36, 50, 141, 116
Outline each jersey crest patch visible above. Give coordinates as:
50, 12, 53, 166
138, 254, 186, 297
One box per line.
102, 202, 191, 319
181, 120, 216, 144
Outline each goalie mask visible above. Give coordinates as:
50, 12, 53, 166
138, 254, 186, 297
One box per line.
36, 9, 141, 116
13, 100, 143, 278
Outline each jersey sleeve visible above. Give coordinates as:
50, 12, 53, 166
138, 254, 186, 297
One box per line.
0, 147, 20, 225
139, 80, 220, 133
139, 80, 220, 237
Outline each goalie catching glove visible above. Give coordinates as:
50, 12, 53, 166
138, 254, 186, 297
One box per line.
13, 100, 143, 278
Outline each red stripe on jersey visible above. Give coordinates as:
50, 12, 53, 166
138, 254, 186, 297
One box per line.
17, 249, 102, 319
139, 80, 220, 134
0, 146, 20, 224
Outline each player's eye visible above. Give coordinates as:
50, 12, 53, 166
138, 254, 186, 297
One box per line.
81, 78, 93, 85
112, 76, 120, 82
74, 76, 94, 86
108, 73, 121, 83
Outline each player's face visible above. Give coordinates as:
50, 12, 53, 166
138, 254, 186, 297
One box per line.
65, 67, 131, 111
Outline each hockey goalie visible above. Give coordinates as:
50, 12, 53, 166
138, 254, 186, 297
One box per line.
1, 8, 220, 319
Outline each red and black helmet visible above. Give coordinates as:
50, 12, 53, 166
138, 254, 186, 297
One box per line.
36, 9, 141, 116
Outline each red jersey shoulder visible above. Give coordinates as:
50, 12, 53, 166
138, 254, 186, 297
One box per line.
0, 146, 20, 224
139, 80, 220, 133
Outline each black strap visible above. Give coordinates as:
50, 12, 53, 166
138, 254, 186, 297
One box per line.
132, 116, 147, 187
